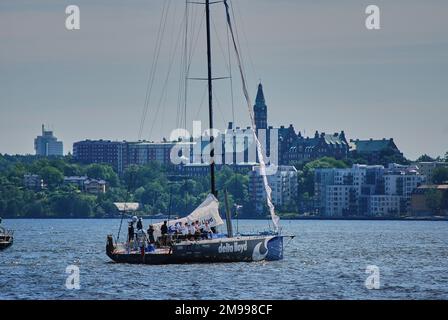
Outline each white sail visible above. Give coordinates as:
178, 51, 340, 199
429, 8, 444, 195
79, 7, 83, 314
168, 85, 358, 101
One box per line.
224, 0, 280, 232
151, 194, 224, 238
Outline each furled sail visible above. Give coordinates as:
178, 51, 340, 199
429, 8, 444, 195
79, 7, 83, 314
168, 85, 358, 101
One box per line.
151, 193, 224, 238
223, 0, 280, 232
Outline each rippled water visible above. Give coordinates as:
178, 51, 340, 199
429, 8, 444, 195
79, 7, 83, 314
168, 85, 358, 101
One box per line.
1, 219, 448, 300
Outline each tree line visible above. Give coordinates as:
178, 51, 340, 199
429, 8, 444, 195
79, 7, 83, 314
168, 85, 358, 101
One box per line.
0, 151, 447, 218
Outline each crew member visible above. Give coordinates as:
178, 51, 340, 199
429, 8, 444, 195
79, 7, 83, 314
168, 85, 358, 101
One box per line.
160, 221, 168, 245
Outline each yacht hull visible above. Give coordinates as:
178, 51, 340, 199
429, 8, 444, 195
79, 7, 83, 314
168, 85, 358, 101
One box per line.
106, 235, 286, 265
0, 238, 13, 250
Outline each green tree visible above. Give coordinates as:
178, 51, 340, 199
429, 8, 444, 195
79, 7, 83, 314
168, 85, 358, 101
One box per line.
39, 166, 64, 188
416, 154, 435, 162
425, 189, 443, 214
85, 164, 119, 187
432, 167, 448, 184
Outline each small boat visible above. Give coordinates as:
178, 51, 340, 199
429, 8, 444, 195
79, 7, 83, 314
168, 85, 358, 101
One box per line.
0, 224, 13, 250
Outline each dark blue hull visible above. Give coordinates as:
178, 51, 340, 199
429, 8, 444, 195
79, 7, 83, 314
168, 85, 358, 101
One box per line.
107, 235, 287, 265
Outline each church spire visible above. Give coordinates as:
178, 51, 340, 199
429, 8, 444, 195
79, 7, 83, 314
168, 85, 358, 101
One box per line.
255, 83, 265, 106
254, 82, 267, 130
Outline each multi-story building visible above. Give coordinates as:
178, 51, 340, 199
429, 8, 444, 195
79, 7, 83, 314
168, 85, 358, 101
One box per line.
314, 165, 379, 216
34, 125, 63, 156
384, 164, 426, 212
286, 131, 349, 164
349, 138, 403, 164
252, 84, 349, 165
249, 165, 298, 213
314, 164, 425, 217
73, 139, 196, 174
73, 140, 126, 173
367, 195, 401, 216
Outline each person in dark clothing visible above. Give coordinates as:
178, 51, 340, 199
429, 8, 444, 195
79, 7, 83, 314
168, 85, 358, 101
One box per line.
147, 225, 155, 244
128, 222, 135, 243
161, 221, 168, 235
160, 221, 168, 246
136, 217, 143, 230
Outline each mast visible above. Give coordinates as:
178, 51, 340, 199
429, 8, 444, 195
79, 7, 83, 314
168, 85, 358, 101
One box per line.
205, 0, 217, 197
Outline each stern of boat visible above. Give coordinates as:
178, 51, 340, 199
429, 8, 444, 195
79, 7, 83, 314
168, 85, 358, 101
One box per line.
266, 236, 284, 261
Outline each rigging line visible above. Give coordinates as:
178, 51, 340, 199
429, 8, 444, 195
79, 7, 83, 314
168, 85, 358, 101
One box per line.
138, 0, 172, 140
212, 89, 228, 129
229, 1, 248, 83
232, 0, 259, 81
175, 1, 189, 129
223, 0, 280, 232
194, 84, 209, 120
212, 17, 231, 73
186, 9, 206, 78
149, 8, 186, 140
148, 2, 181, 138
138, 0, 167, 140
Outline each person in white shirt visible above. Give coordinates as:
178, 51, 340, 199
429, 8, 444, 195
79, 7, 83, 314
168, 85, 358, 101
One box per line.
202, 221, 213, 239
188, 223, 196, 240
180, 223, 189, 238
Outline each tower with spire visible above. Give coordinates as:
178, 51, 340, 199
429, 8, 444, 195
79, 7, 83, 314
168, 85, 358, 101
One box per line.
254, 83, 267, 130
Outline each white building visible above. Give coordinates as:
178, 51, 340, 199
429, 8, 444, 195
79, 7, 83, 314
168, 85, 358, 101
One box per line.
249, 165, 298, 213
315, 165, 384, 217
367, 195, 401, 216
315, 164, 426, 217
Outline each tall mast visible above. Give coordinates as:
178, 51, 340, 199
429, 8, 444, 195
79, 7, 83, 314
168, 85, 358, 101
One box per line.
205, 0, 217, 197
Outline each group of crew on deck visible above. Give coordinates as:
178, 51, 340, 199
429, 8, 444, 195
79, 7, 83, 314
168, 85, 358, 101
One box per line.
127, 217, 215, 251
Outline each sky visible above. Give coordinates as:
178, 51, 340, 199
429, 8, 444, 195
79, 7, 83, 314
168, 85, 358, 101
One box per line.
0, 0, 447, 160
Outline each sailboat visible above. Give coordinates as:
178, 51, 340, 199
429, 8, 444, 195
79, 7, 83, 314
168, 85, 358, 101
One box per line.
106, 0, 293, 265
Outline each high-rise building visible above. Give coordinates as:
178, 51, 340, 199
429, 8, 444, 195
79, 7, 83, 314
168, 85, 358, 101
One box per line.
34, 124, 63, 156
73, 140, 127, 173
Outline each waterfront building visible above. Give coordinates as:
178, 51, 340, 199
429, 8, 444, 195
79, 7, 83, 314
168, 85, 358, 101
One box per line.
314, 164, 425, 217
34, 125, 63, 156
249, 165, 298, 214
410, 184, 448, 216
384, 164, 426, 212
314, 165, 379, 216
